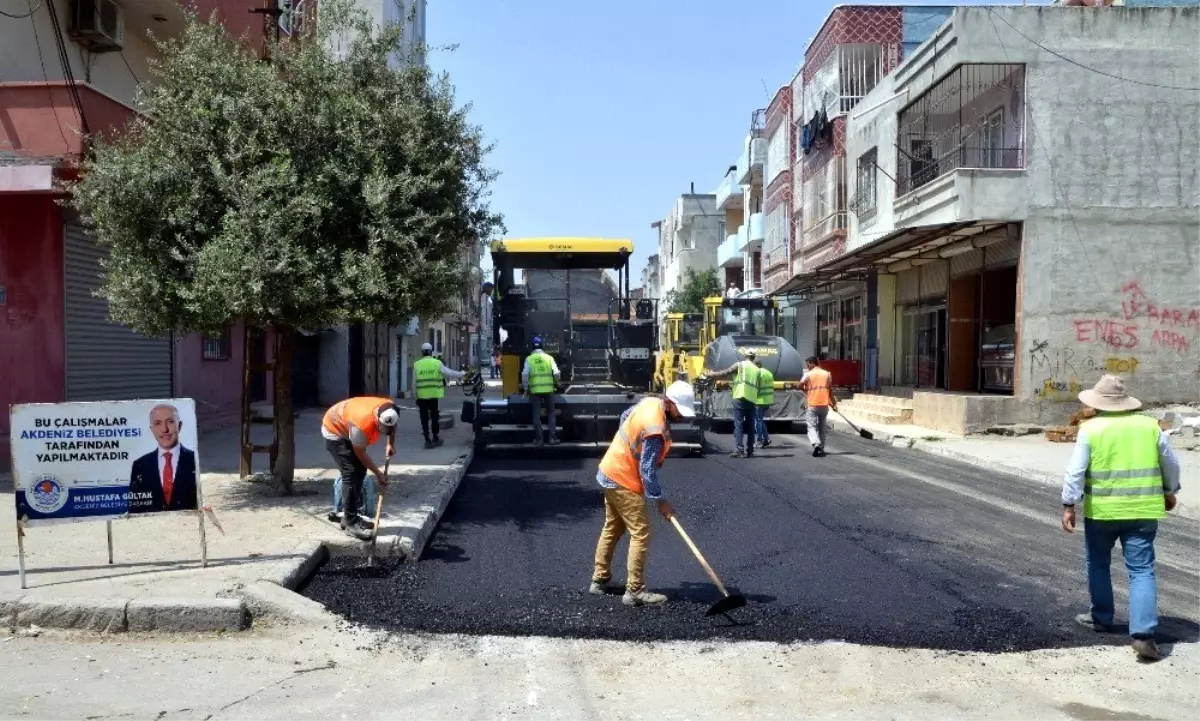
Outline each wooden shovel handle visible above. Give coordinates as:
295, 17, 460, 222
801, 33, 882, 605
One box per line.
369, 460, 388, 547
668, 515, 729, 597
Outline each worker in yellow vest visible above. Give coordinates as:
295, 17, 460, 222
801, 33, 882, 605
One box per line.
521, 336, 561, 446
1061, 375, 1181, 661
754, 359, 774, 449
414, 342, 464, 449
321, 396, 397, 540
590, 380, 696, 607
801, 355, 837, 457
704, 349, 759, 458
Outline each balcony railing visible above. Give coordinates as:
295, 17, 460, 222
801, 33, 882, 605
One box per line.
737, 137, 767, 185
715, 169, 742, 211
746, 212, 765, 249
896, 63, 1026, 197
717, 233, 743, 268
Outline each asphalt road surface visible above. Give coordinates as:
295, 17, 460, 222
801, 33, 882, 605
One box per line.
304, 432, 1199, 653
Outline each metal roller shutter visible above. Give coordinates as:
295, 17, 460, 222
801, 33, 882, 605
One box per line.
984, 236, 1021, 269
64, 220, 173, 401
950, 247, 984, 277
895, 267, 920, 304
794, 302, 818, 358
919, 260, 949, 300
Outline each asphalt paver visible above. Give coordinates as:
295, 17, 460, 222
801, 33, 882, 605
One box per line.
304, 433, 1199, 652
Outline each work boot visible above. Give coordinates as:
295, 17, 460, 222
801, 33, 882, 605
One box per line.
532, 437, 545, 447
1074, 613, 1114, 633
729, 449, 746, 459
760, 439, 772, 448
623, 589, 667, 607
341, 519, 373, 541
424, 439, 435, 449
326, 511, 340, 524
1132, 638, 1164, 661
589, 578, 618, 596
433, 437, 444, 447
548, 436, 561, 446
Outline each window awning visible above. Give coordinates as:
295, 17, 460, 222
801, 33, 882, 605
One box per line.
771, 220, 1009, 297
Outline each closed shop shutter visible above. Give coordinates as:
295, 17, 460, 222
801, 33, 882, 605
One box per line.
919, 260, 949, 300
950, 247, 984, 277
984, 236, 1021, 269
895, 267, 920, 304
64, 220, 173, 401
794, 302, 818, 358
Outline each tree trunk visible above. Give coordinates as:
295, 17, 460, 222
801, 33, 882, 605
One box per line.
272, 326, 296, 495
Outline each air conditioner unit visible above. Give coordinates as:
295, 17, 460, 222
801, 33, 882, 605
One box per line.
70, 0, 125, 53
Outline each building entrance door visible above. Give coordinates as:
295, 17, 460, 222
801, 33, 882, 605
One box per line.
912, 306, 947, 389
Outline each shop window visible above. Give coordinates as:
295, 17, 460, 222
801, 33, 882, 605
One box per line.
202, 328, 231, 361
841, 296, 863, 362
817, 301, 841, 359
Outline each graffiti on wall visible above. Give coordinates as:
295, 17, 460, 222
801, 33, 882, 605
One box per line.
1033, 279, 1198, 401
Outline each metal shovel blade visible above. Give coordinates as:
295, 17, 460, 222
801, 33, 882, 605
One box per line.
705, 593, 747, 617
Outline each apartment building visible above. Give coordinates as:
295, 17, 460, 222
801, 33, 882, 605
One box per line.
654, 191, 723, 310
714, 110, 767, 294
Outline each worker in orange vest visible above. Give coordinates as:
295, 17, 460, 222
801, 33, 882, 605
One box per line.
590, 380, 696, 607
321, 397, 398, 540
801, 356, 838, 457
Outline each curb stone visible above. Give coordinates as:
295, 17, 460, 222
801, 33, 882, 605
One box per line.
395, 447, 474, 561
260, 540, 329, 590
16, 597, 127, 633
126, 597, 247, 633
0, 592, 21, 632
240, 580, 336, 626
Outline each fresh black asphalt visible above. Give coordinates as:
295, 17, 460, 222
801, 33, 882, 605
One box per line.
303, 433, 1200, 652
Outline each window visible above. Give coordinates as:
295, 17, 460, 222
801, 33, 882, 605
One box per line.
982, 107, 1004, 168
817, 301, 841, 359
855, 148, 878, 216
717, 220, 727, 242
202, 328, 231, 360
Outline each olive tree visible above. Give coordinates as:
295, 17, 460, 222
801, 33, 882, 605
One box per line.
69, 1, 503, 492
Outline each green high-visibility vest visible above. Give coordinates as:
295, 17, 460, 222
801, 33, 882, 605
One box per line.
732, 360, 759, 404
526, 352, 556, 394
1082, 413, 1166, 521
414, 356, 445, 400
756, 368, 775, 407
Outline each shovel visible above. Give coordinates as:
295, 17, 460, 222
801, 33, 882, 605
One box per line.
834, 409, 875, 440
366, 459, 389, 567
668, 515, 746, 617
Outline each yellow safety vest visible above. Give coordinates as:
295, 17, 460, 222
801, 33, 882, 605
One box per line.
756, 368, 775, 407
1082, 413, 1166, 521
414, 356, 445, 400
732, 361, 759, 404
526, 352, 556, 394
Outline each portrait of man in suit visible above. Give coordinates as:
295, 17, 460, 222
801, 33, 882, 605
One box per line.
128, 403, 198, 514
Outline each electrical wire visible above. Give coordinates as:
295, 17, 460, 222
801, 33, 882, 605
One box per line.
26, 1, 71, 150
120, 51, 140, 84
0, 0, 41, 20
986, 7, 1200, 93
44, 0, 90, 135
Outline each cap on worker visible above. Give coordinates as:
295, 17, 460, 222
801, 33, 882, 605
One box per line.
377, 405, 400, 427
744, 349, 757, 358
1079, 374, 1141, 412
532, 336, 544, 348
665, 380, 696, 418
421, 342, 433, 353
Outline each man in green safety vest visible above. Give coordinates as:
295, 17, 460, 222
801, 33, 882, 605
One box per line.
413, 342, 464, 449
521, 336, 561, 445
1061, 374, 1181, 661
754, 359, 774, 449
704, 349, 759, 458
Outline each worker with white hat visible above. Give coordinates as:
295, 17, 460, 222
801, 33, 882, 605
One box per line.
320, 396, 399, 540
413, 342, 465, 449
590, 380, 696, 607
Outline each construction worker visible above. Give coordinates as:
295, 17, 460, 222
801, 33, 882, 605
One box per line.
1061, 375, 1181, 661
754, 359, 774, 449
800, 355, 837, 457
521, 336, 561, 445
321, 397, 397, 541
414, 343, 465, 449
704, 349, 759, 458
590, 380, 696, 606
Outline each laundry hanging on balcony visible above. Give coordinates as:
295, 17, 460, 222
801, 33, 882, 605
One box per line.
800, 109, 832, 155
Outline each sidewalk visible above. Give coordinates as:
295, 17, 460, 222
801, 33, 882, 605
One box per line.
1, 393, 475, 632
827, 411, 1200, 520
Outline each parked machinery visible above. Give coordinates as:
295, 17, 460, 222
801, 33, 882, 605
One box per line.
653, 312, 704, 391
697, 292, 807, 426
461, 237, 704, 451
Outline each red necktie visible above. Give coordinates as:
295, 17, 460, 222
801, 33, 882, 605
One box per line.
162, 452, 174, 506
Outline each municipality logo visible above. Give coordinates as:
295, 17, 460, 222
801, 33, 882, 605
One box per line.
28, 474, 68, 514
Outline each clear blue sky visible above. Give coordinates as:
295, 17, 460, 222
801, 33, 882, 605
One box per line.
427, 0, 1003, 283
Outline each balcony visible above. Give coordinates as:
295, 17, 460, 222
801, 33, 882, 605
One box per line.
744, 212, 765, 251
736, 136, 766, 185
717, 233, 743, 268
715, 168, 743, 211
802, 211, 849, 249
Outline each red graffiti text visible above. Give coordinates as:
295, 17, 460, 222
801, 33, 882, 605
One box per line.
1120, 281, 1200, 329
1150, 329, 1190, 352
1074, 319, 1139, 349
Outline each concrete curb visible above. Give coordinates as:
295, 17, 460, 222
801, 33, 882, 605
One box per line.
259, 540, 330, 590
394, 447, 474, 561
239, 580, 337, 627
0, 593, 248, 634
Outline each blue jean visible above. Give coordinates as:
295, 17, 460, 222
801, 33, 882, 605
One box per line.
733, 399, 757, 453
1084, 518, 1158, 639
754, 405, 769, 444
333, 474, 376, 517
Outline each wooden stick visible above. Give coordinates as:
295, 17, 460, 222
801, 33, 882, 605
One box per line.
668, 516, 729, 597
367, 460, 389, 565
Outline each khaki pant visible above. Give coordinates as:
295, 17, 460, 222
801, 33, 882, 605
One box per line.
806, 405, 829, 448
592, 487, 651, 593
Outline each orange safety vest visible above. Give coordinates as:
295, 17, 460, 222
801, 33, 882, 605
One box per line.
598, 398, 673, 495
805, 367, 833, 407
322, 396, 391, 446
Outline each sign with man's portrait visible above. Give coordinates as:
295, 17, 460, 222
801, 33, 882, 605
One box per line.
10, 399, 201, 525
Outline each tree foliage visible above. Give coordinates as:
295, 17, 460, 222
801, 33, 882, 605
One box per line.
67, 1, 503, 492
69, 0, 503, 335
665, 268, 722, 314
